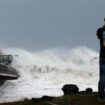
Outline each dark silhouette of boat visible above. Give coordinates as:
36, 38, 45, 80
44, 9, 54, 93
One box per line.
0, 52, 19, 85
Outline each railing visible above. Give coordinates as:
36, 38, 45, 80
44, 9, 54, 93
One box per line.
0, 55, 13, 65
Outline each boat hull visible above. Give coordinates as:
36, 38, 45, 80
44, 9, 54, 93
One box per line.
0, 64, 19, 80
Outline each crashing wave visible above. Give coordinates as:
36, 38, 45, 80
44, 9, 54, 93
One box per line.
0, 46, 99, 103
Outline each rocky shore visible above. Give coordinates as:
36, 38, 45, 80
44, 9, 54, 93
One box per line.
0, 84, 102, 105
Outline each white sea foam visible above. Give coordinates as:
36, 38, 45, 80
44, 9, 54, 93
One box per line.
0, 46, 99, 103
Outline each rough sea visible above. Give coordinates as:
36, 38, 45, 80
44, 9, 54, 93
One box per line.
0, 46, 99, 103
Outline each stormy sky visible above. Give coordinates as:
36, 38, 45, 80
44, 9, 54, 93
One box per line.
0, 0, 105, 51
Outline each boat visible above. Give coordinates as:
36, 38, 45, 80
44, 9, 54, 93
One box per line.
0, 50, 19, 85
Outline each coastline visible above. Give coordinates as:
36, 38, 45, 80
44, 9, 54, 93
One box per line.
0, 92, 101, 105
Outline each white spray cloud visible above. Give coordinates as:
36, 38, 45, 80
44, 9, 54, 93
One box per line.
0, 46, 99, 103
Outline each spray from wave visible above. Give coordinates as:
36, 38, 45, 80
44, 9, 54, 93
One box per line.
0, 46, 99, 103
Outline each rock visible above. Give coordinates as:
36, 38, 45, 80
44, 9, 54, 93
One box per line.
41, 96, 53, 101
31, 98, 41, 102
62, 84, 79, 95
32, 96, 53, 102
86, 88, 93, 93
